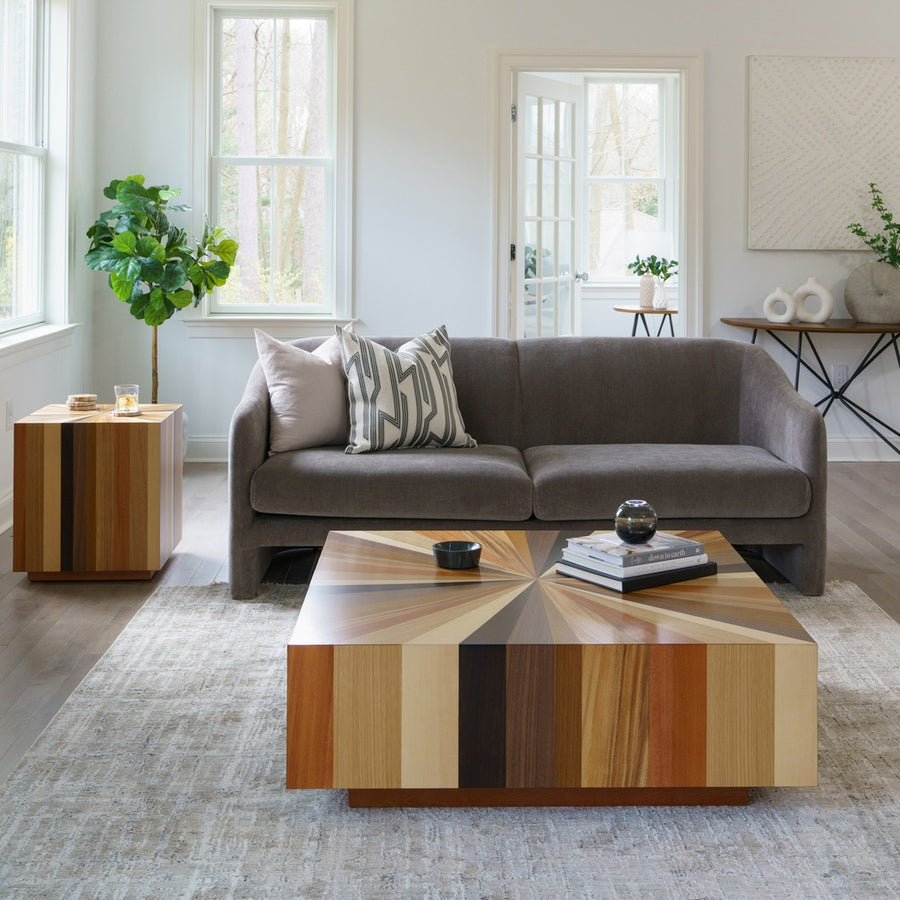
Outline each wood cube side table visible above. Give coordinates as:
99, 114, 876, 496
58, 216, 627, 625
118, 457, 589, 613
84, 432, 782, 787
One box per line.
13, 404, 183, 580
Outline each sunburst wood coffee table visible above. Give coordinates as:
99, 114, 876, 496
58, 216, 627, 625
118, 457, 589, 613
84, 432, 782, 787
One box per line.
286, 529, 817, 807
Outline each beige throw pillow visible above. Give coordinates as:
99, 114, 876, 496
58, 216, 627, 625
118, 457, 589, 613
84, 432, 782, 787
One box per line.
254, 330, 349, 453
337, 325, 477, 454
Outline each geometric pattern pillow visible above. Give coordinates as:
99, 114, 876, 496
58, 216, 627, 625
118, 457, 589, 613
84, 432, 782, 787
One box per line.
336, 325, 477, 454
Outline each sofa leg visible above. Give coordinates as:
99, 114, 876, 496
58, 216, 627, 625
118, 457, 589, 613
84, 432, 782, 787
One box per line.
229, 546, 278, 599
761, 544, 825, 596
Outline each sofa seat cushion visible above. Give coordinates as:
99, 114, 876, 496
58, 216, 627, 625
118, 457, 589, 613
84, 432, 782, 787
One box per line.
525, 444, 811, 520
251, 444, 532, 519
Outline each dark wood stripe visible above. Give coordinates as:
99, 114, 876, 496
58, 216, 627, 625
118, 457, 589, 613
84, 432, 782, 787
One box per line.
286, 645, 334, 788
505, 645, 555, 787
649, 645, 707, 786
59, 421, 74, 572
458, 645, 506, 787
71, 421, 89, 571
462, 592, 531, 645
553, 645, 583, 787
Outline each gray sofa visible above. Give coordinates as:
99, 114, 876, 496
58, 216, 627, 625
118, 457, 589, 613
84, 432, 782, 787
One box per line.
229, 336, 827, 598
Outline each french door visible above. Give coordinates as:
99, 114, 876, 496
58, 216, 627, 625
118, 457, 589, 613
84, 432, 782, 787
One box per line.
514, 74, 585, 338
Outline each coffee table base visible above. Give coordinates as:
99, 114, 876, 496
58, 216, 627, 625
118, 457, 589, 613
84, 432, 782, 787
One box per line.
348, 787, 749, 808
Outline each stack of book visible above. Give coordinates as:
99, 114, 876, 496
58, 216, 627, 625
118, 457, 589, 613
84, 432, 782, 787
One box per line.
556, 531, 717, 593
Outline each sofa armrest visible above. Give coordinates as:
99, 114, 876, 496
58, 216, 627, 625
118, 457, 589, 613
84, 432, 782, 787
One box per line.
738, 344, 826, 481
229, 361, 271, 524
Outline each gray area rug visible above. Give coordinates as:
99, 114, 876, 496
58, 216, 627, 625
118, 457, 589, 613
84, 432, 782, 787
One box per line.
0, 581, 898, 899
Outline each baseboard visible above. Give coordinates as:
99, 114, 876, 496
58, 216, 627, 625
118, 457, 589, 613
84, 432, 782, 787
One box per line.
826, 435, 900, 462
185, 434, 229, 463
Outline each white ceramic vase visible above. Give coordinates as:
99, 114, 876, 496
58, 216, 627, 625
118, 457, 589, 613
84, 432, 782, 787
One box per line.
653, 279, 667, 309
639, 274, 655, 308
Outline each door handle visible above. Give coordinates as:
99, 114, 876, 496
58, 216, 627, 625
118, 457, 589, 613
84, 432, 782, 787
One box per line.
575, 271, 589, 283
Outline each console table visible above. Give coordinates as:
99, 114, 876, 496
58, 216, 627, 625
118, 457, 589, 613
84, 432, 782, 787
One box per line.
614, 305, 677, 336
721, 318, 900, 455
13, 404, 183, 580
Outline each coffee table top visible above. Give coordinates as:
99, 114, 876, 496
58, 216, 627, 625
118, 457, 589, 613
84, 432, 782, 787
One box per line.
289, 529, 814, 648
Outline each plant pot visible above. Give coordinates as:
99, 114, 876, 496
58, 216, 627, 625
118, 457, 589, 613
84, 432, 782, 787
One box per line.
844, 262, 900, 323
639, 274, 655, 308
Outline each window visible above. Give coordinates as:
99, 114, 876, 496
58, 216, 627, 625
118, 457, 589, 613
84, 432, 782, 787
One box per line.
0, 0, 44, 334
585, 74, 679, 282
205, 1, 352, 320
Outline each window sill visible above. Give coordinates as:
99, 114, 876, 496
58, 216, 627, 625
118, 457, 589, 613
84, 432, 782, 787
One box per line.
182, 316, 354, 340
0, 323, 78, 371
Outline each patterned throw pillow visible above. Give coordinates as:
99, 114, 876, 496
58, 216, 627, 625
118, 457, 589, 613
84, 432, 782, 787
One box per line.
336, 325, 477, 454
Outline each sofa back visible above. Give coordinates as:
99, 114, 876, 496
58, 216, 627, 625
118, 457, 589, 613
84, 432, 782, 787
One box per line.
289, 334, 752, 450
515, 337, 746, 448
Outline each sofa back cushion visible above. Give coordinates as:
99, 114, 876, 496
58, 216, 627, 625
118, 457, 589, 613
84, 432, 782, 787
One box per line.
516, 337, 745, 448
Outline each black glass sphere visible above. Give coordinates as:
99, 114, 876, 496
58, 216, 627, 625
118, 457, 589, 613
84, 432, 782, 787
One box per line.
614, 499, 658, 544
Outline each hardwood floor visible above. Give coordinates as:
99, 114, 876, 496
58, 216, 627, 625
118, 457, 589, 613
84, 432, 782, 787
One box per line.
0, 460, 898, 784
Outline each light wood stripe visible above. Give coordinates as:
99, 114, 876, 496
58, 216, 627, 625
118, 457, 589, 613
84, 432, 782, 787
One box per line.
401, 645, 458, 788
706, 645, 775, 786
333, 645, 402, 788
774, 643, 818, 785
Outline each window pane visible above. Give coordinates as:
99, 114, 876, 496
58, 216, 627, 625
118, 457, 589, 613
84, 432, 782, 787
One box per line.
523, 94, 538, 155
622, 83, 659, 177
588, 83, 622, 177
216, 163, 327, 308
587, 180, 662, 278
523, 157, 538, 218
0, 0, 35, 144
0, 150, 41, 323
541, 159, 556, 217
219, 16, 328, 158
559, 100, 573, 158
541, 97, 556, 155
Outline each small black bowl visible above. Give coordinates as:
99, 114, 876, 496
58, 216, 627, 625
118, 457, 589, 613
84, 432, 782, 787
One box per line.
433, 540, 482, 569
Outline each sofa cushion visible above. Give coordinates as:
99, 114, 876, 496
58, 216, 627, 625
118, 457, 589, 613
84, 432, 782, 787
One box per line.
524, 444, 811, 520
254, 329, 349, 452
251, 444, 531, 519
337, 326, 477, 454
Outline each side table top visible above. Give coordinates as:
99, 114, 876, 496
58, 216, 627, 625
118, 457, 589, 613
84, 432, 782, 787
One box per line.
613, 305, 677, 315
18, 403, 182, 425
721, 317, 900, 334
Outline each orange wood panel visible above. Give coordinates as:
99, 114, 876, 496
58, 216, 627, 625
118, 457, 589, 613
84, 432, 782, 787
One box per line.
649, 644, 707, 787
286, 645, 334, 789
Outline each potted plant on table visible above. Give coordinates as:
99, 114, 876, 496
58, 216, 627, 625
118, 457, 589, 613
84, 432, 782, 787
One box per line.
627, 254, 678, 309
85, 175, 238, 403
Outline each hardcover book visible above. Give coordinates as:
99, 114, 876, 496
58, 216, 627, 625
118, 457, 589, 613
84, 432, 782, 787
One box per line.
556, 558, 718, 594
560, 546, 709, 577
566, 531, 705, 567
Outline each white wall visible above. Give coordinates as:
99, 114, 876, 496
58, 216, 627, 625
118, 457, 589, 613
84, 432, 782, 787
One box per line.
8, 0, 900, 478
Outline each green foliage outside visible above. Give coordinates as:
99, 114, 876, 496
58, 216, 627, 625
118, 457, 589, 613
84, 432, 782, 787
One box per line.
847, 182, 900, 268
85, 175, 238, 327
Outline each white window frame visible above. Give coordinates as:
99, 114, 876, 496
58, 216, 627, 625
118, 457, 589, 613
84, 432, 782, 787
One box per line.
187, 0, 354, 339
584, 73, 680, 286
0, 0, 45, 336
494, 53, 703, 338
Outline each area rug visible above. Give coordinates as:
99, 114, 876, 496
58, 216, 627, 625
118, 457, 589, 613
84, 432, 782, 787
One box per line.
0, 582, 898, 899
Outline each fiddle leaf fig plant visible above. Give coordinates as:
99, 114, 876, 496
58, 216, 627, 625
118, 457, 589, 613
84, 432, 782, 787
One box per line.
85, 175, 238, 402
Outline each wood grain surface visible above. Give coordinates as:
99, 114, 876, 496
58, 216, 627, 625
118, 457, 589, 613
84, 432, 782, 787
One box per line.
286, 529, 818, 797
13, 405, 182, 579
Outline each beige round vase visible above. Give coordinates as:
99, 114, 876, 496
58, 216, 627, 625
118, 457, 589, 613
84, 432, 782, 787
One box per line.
844, 262, 900, 323
639, 273, 655, 308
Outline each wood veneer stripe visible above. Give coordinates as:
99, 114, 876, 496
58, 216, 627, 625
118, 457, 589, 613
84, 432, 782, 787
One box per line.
706, 645, 775, 786
505, 645, 555, 788
333, 645, 401, 788
458, 645, 506, 788
59, 421, 75, 572
42, 424, 61, 572
649, 645, 707, 786
773, 643, 818, 786
581, 645, 650, 787
71, 421, 89, 571
286, 645, 334, 788
401, 644, 458, 788
553, 645, 583, 787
